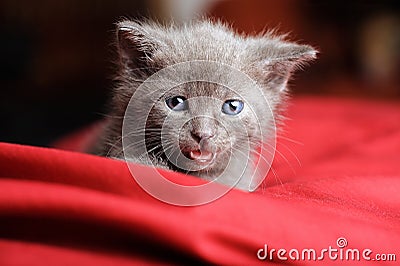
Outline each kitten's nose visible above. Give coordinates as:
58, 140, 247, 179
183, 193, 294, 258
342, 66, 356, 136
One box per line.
190, 130, 215, 143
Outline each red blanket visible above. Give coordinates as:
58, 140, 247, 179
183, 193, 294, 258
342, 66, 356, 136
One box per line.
1, 97, 399, 265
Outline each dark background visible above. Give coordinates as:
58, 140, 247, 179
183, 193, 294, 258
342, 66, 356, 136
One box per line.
1, 0, 399, 147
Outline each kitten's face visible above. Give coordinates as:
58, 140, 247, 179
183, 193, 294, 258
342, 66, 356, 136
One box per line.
146, 81, 263, 176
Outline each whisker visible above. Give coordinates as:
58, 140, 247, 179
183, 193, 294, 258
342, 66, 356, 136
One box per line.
277, 135, 304, 146
259, 141, 297, 174
230, 145, 284, 188
277, 141, 302, 167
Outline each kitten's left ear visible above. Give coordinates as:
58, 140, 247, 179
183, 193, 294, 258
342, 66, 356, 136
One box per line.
255, 40, 318, 90
270, 43, 317, 66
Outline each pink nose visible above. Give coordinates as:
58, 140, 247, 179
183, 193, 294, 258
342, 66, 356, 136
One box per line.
190, 131, 215, 143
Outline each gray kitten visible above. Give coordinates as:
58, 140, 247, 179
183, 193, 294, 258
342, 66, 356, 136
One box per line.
91, 19, 316, 191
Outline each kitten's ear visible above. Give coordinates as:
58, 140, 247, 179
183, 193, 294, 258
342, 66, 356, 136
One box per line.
256, 40, 318, 90
116, 21, 161, 71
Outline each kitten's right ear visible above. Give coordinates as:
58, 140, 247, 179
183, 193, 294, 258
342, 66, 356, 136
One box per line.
116, 21, 160, 71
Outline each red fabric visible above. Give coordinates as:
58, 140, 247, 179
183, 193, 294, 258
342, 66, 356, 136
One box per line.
1, 96, 400, 265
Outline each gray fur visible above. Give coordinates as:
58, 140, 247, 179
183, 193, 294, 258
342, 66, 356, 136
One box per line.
90, 19, 317, 190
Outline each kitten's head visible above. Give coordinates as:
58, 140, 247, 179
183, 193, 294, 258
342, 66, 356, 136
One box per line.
114, 20, 317, 180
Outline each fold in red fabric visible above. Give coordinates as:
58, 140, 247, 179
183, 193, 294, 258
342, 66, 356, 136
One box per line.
1, 96, 400, 265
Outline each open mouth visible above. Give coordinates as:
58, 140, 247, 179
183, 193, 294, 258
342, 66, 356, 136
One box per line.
189, 149, 215, 164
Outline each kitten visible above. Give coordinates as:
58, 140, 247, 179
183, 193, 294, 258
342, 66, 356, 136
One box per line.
91, 19, 317, 191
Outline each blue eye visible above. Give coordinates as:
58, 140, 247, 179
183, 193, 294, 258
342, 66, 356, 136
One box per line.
222, 100, 244, 115
165, 96, 188, 111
